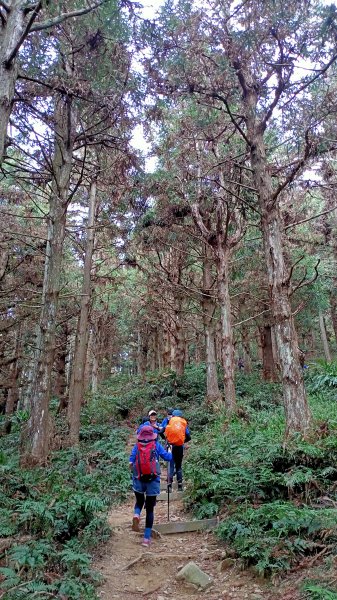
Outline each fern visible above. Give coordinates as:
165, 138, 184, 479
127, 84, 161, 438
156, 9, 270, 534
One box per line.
302, 582, 337, 599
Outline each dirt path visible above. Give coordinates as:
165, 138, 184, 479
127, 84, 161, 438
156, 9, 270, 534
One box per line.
95, 487, 277, 600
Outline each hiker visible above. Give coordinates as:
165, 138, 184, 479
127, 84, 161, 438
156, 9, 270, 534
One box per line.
165, 409, 191, 492
238, 357, 244, 370
136, 410, 161, 435
129, 425, 172, 547
147, 409, 164, 434
160, 407, 173, 431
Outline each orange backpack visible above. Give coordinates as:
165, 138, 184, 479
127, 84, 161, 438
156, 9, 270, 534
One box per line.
165, 416, 187, 446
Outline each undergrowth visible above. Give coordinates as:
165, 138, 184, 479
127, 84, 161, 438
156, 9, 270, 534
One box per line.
183, 361, 337, 583
0, 403, 130, 599
2, 361, 337, 596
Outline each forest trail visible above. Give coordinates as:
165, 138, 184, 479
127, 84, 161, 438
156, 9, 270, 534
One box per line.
94, 487, 287, 600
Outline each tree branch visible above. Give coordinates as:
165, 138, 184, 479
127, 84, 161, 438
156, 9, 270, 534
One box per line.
211, 92, 251, 146
5, 2, 43, 67
282, 52, 337, 109
191, 203, 212, 241
285, 204, 337, 231
234, 309, 270, 327
0, 0, 10, 11
272, 129, 312, 201
30, 1, 105, 32
284, 254, 305, 287
290, 259, 320, 296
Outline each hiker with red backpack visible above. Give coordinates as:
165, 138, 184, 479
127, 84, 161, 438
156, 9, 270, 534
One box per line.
129, 425, 172, 547
165, 409, 191, 492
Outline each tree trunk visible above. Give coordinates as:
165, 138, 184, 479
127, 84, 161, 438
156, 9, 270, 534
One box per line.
92, 353, 99, 394
174, 310, 185, 376
241, 328, 252, 374
231, 56, 312, 433
217, 246, 236, 414
148, 331, 157, 372
68, 180, 97, 445
250, 134, 311, 433
54, 321, 68, 411
202, 243, 221, 403
5, 326, 22, 432
0, 0, 23, 163
21, 94, 74, 466
319, 310, 332, 362
330, 292, 337, 346
259, 325, 277, 382
137, 330, 148, 377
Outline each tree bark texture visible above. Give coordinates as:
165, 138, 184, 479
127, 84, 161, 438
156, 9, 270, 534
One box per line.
202, 243, 221, 403
330, 292, 337, 346
241, 327, 252, 374
0, 0, 23, 163
68, 180, 97, 445
217, 246, 236, 414
259, 325, 277, 382
54, 321, 69, 411
21, 94, 75, 465
319, 310, 332, 362
137, 329, 148, 377
191, 199, 240, 414
249, 130, 311, 433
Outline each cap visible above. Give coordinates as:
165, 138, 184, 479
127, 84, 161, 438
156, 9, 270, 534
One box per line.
167, 408, 174, 415
172, 409, 183, 417
148, 410, 157, 417
137, 425, 157, 441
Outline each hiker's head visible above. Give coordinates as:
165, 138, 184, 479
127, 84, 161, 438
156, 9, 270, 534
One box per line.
172, 409, 183, 417
167, 407, 174, 416
137, 425, 157, 441
148, 410, 157, 422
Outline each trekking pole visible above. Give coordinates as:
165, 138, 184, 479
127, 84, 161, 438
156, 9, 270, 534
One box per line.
167, 464, 170, 522
167, 457, 171, 522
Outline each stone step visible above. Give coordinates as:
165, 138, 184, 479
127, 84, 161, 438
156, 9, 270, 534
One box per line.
153, 517, 218, 535
157, 491, 182, 501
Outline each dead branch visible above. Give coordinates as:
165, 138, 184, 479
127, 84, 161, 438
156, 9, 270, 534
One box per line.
291, 258, 320, 295
284, 255, 305, 287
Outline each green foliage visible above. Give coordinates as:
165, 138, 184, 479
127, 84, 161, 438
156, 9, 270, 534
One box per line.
302, 581, 337, 599
182, 369, 337, 577
305, 360, 337, 392
218, 502, 337, 575
0, 414, 129, 600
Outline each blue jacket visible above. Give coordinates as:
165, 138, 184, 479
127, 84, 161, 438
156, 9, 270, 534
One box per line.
160, 416, 170, 430
136, 420, 162, 434
130, 441, 172, 495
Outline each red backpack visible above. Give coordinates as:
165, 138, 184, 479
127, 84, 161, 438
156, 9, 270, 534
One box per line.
135, 440, 158, 482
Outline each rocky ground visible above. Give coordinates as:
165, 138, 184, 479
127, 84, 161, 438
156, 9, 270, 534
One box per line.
94, 487, 284, 600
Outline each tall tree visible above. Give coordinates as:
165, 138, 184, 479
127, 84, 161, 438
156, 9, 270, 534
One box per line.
0, 0, 105, 164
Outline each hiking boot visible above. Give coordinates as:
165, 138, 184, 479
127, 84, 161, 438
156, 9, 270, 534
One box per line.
132, 515, 140, 532
141, 538, 151, 547
178, 483, 183, 492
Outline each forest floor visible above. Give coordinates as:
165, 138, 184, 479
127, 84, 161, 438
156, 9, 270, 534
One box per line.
94, 486, 307, 600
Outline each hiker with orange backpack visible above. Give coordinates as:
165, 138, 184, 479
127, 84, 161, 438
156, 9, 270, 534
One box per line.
129, 425, 172, 547
165, 409, 191, 492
